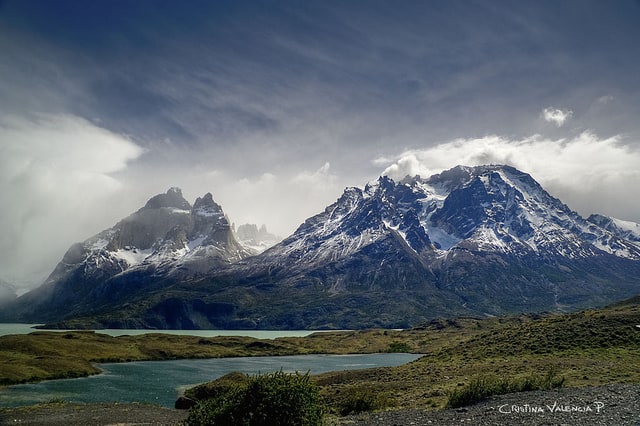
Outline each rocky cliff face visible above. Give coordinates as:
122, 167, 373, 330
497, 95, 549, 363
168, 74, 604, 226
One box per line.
7, 166, 640, 329
7, 188, 252, 322
588, 214, 640, 243
234, 224, 281, 252
193, 165, 637, 328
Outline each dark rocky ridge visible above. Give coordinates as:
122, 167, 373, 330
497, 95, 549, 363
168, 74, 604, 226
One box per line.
3, 188, 252, 324
4, 165, 640, 329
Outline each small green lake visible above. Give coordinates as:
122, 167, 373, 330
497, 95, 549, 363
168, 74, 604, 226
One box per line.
0, 353, 421, 408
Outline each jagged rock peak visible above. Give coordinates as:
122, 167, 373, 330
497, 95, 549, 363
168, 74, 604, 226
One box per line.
236, 223, 278, 241
142, 187, 191, 211
424, 164, 532, 188
193, 192, 224, 218
364, 175, 395, 195
194, 192, 214, 207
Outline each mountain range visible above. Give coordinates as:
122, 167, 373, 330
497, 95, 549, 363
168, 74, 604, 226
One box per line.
234, 223, 282, 253
4, 165, 640, 329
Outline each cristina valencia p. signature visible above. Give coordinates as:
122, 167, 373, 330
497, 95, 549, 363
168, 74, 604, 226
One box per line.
499, 401, 605, 414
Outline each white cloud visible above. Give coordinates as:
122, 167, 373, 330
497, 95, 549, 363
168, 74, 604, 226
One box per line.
542, 107, 574, 127
380, 132, 640, 222
596, 95, 614, 105
192, 163, 342, 238
0, 114, 144, 289
293, 162, 335, 185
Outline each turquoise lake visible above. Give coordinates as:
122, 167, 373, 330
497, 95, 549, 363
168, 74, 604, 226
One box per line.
0, 353, 421, 408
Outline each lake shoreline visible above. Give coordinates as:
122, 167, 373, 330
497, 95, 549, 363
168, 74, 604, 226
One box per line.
0, 323, 324, 338
4, 383, 640, 426
4, 305, 640, 416
0, 328, 424, 387
1, 353, 421, 408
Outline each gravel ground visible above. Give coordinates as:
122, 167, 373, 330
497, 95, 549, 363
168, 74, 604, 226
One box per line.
1, 384, 639, 425
0, 402, 188, 426
336, 384, 640, 426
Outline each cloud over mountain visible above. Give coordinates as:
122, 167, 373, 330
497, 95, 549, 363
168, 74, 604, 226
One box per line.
2, 0, 640, 291
0, 114, 143, 287
379, 131, 640, 222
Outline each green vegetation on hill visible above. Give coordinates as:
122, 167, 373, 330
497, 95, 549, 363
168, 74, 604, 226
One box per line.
187, 371, 323, 426
446, 369, 565, 408
0, 329, 423, 386
314, 304, 640, 412
2, 300, 640, 415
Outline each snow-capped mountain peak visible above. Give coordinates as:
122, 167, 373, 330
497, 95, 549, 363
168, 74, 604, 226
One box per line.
7, 165, 640, 330
193, 193, 224, 218
260, 165, 640, 273
41, 188, 252, 291
141, 186, 191, 211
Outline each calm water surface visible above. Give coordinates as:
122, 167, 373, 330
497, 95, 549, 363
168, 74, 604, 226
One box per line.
0, 323, 318, 338
0, 354, 421, 408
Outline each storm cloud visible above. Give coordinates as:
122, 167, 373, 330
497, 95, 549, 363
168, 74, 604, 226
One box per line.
2, 0, 640, 291
0, 114, 143, 288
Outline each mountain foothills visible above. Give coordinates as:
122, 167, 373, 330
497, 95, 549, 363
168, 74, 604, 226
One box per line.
4, 165, 640, 329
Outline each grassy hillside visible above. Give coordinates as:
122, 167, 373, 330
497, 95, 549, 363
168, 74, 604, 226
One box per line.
316, 303, 640, 411
2, 300, 640, 413
0, 329, 426, 386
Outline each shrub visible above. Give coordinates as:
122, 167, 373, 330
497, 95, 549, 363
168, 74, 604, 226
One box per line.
446, 369, 564, 408
187, 386, 245, 425
336, 386, 395, 415
187, 371, 323, 426
387, 341, 411, 353
185, 371, 249, 401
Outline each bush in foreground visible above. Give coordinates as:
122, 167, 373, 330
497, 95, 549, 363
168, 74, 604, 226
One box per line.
447, 369, 565, 408
187, 371, 322, 426
335, 386, 395, 415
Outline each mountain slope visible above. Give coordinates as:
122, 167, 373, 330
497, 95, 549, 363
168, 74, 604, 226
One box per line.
200, 165, 639, 327
7, 165, 640, 329
587, 213, 640, 243
5, 188, 252, 323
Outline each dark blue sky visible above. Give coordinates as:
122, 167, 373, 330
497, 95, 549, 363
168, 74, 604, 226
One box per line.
2, 0, 640, 288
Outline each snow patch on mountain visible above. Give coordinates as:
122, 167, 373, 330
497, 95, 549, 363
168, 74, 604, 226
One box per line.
424, 225, 461, 250
262, 165, 640, 268
114, 247, 154, 266
611, 218, 640, 239
41, 187, 254, 288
